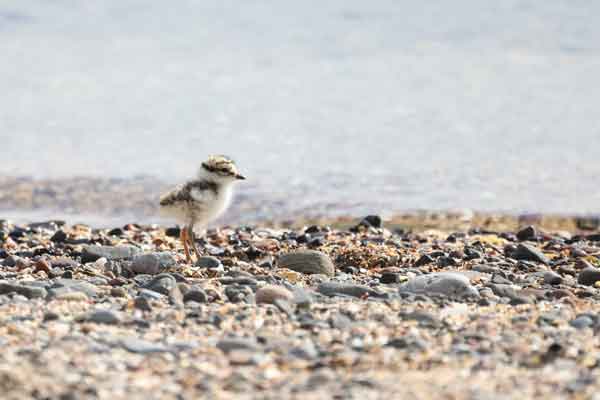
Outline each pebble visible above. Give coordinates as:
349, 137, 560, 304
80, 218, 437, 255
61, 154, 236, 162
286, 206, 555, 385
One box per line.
512, 244, 550, 265
216, 338, 259, 354
570, 316, 594, 329
317, 282, 384, 298
278, 250, 335, 277
577, 267, 600, 286
81, 245, 141, 263
131, 252, 177, 275
183, 287, 208, 303
0, 281, 47, 299
399, 273, 479, 299
195, 256, 222, 269
255, 285, 294, 305
120, 338, 169, 354
142, 273, 177, 295
516, 225, 538, 241
543, 271, 563, 285
85, 310, 122, 325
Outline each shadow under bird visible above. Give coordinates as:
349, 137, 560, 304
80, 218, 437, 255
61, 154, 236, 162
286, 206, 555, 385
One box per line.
159, 155, 246, 263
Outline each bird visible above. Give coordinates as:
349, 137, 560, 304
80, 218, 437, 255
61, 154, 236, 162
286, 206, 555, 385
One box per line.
159, 155, 246, 263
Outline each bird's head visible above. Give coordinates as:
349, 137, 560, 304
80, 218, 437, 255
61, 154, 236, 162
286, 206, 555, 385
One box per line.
199, 155, 246, 183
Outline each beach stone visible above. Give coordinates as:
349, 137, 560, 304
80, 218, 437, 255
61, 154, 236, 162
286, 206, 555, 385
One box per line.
517, 226, 538, 241
225, 285, 254, 303
217, 338, 259, 354
399, 273, 479, 298
317, 282, 383, 298
512, 244, 550, 265
0, 281, 47, 299
131, 252, 176, 275
183, 287, 208, 303
134, 296, 153, 312
414, 254, 435, 267
86, 310, 121, 325
82, 245, 140, 263
278, 250, 334, 277
570, 315, 594, 329
380, 272, 402, 284
143, 273, 177, 295
53, 291, 89, 301
195, 256, 221, 269
50, 230, 67, 243
48, 279, 98, 298
543, 271, 562, 285
121, 338, 169, 354
255, 285, 294, 305
577, 267, 600, 286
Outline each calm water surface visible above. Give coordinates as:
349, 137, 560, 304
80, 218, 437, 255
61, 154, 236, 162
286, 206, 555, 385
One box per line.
1, 1, 600, 220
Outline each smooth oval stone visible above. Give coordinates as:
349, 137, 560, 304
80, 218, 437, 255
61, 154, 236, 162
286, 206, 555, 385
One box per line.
543, 271, 562, 285
195, 256, 221, 269
317, 282, 384, 298
82, 245, 140, 263
578, 267, 600, 286
512, 244, 550, 265
278, 250, 334, 277
143, 273, 177, 295
131, 252, 177, 275
85, 309, 121, 324
0, 281, 47, 299
183, 287, 208, 303
255, 285, 294, 305
399, 273, 479, 298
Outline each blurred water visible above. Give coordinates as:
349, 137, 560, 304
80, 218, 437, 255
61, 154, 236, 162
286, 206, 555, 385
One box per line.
1, 0, 600, 217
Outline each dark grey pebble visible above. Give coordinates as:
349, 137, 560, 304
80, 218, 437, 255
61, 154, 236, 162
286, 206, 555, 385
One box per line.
81, 245, 140, 263
143, 273, 177, 295
543, 271, 563, 285
278, 250, 335, 277
134, 296, 153, 312
0, 281, 47, 299
131, 252, 177, 275
50, 230, 67, 243
380, 272, 402, 284
512, 244, 549, 265
219, 277, 258, 286
578, 267, 600, 286
225, 285, 254, 303
48, 279, 99, 298
85, 310, 121, 324
570, 315, 594, 329
516, 225, 538, 241
195, 256, 221, 269
216, 338, 259, 354
317, 282, 384, 298
183, 287, 208, 303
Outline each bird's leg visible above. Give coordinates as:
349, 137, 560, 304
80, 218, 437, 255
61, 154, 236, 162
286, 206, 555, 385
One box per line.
188, 225, 202, 260
180, 225, 192, 264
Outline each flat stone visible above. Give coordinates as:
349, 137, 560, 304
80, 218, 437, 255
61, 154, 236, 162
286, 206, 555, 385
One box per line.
255, 285, 294, 305
317, 282, 384, 298
399, 273, 479, 299
543, 271, 562, 285
82, 245, 140, 263
85, 310, 121, 325
195, 256, 221, 269
48, 279, 99, 298
0, 281, 47, 299
578, 267, 600, 286
120, 338, 169, 354
570, 315, 594, 329
216, 338, 259, 354
278, 250, 334, 277
183, 288, 208, 303
513, 244, 550, 265
131, 252, 177, 275
143, 273, 177, 295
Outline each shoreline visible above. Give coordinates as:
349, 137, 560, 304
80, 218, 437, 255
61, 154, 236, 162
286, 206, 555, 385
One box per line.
1, 217, 600, 398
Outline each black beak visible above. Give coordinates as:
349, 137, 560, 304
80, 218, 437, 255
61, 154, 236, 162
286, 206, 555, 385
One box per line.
235, 174, 246, 180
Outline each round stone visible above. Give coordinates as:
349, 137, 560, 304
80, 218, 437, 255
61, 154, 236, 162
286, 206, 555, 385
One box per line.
278, 250, 335, 277
255, 285, 294, 305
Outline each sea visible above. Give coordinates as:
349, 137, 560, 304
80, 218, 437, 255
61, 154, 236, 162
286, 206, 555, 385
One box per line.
1, 0, 600, 224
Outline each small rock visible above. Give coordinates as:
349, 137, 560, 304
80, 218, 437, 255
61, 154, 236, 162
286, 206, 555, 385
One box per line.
278, 250, 335, 277
414, 254, 435, 267
50, 230, 68, 243
183, 288, 208, 303
255, 285, 294, 305
195, 256, 221, 269
317, 282, 384, 298
578, 267, 600, 286
380, 272, 402, 284
49, 279, 99, 298
216, 338, 258, 354
543, 271, 562, 285
134, 296, 153, 312
82, 245, 140, 263
399, 273, 479, 299
110, 287, 128, 298
570, 315, 594, 329
0, 281, 47, 299
165, 227, 181, 237
85, 310, 121, 324
120, 338, 169, 354
517, 226, 538, 241
131, 252, 177, 275
143, 273, 177, 295
512, 244, 550, 265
